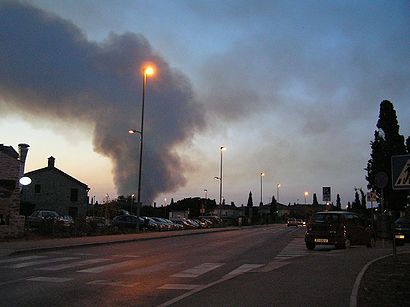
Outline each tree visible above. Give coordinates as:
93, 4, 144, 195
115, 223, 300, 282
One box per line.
312, 193, 319, 206
359, 189, 367, 211
336, 194, 341, 210
366, 100, 408, 211
353, 190, 361, 211
270, 195, 277, 222
247, 191, 254, 207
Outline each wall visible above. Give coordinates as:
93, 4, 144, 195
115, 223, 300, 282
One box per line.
0, 150, 25, 238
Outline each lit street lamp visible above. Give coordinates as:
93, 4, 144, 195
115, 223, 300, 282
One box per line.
218, 146, 226, 206
304, 191, 309, 204
131, 194, 135, 214
277, 183, 281, 203
260, 172, 265, 205
132, 65, 154, 231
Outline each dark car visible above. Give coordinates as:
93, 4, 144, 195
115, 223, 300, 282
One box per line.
305, 211, 376, 250
112, 215, 144, 230
394, 216, 410, 246
287, 218, 298, 227
27, 210, 61, 228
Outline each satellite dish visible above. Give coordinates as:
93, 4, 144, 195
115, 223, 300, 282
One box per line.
19, 176, 32, 186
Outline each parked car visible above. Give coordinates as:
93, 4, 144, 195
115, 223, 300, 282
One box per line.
297, 219, 306, 226
305, 211, 376, 250
112, 215, 144, 230
287, 218, 298, 227
58, 215, 74, 228
394, 215, 410, 246
86, 216, 111, 230
27, 210, 61, 228
142, 216, 163, 231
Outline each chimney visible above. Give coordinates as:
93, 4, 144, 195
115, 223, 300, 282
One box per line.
18, 143, 30, 180
18, 143, 30, 163
48, 156, 55, 168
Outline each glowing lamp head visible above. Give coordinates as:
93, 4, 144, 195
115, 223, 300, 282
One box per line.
144, 66, 154, 76
19, 176, 32, 186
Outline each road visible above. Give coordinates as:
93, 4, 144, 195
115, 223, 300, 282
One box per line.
0, 225, 392, 306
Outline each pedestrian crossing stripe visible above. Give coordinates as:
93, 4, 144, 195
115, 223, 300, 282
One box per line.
395, 159, 410, 186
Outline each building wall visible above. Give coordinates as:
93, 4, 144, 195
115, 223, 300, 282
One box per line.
21, 169, 88, 218
0, 150, 25, 238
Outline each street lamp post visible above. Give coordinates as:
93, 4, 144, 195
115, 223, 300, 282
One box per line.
260, 172, 265, 205
135, 66, 154, 231
277, 183, 281, 203
131, 194, 135, 214
304, 191, 309, 205
218, 146, 226, 206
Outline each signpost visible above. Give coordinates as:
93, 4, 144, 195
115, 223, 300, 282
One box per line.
322, 187, 331, 202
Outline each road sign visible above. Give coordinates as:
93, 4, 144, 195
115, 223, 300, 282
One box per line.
367, 192, 377, 202
375, 172, 388, 189
391, 154, 410, 190
322, 187, 331, 202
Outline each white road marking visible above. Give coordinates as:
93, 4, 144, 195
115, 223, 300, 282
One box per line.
255, 260, 290, 272
158, 283, 202, 290
38, 258, 111, 271
171, 263, 224, 278
77, 260, 138, 273
5, 257, 79, 269
87, 279, 139, 287
224, 264, 264, 277
124, 261, 183, 275
158, 263, 264, 307
26, 276, 73, 283
0, 255, 46, 264
275, 238, 308, 260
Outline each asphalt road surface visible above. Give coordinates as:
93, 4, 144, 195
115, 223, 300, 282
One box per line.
0, 225, 392, 306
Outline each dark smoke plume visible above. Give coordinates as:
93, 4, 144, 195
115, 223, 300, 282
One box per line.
0, 1, 205, 202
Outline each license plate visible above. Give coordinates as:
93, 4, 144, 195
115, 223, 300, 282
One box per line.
314, 238, 328, 243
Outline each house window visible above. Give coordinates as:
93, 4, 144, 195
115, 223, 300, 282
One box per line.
34, 184, 41, 193
70, 188, 78, 201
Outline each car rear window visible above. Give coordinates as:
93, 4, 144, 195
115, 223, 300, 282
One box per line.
312, 213, 340, 223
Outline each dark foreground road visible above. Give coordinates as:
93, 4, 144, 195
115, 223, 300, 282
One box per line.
0, 225, 398, 306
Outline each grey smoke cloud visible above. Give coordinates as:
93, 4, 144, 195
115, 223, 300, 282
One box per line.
0, 1, 205, 202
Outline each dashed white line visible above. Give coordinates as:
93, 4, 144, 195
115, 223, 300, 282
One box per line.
77, 260, 138, 273
26, 276, 73, 283
5, 257, 79, 269
171, 263, 224, 278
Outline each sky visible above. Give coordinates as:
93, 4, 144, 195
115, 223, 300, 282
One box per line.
1, 0, 409, 207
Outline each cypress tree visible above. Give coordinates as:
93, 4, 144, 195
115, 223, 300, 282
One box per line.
336, 194, 342, 210
247, 191, 253, 207
366, 100, 407, 211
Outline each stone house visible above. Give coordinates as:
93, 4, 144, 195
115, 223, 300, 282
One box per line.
0, 144, 29, 238
21, 156, 90, 219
